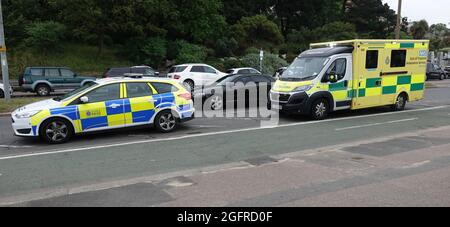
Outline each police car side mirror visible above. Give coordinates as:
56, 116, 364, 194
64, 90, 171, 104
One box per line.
80, 96, 89, 104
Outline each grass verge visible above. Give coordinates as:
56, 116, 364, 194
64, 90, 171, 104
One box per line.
0, 97, 47, 113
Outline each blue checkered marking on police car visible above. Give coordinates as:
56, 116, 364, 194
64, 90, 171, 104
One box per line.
132, 110, 156, 123
50, 106, 79, 120
106, 100, 125, 115
81, 116, 109, 130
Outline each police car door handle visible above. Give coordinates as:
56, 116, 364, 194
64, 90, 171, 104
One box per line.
108, 103, 121, 109
149, 99, 156, 103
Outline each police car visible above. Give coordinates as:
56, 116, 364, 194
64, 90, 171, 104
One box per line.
11, 77, 195, 144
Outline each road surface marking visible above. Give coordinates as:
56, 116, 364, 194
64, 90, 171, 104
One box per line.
0, 106, 447, 161
401, 160, 431, 169
335, 118, 418, 131
0, 145, 33, 149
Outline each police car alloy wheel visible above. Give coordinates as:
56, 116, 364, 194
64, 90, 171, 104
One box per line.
155, 110, 178, 133
311, 99, 328, 120
36, 84, 50, 96
40, 118, 73, 144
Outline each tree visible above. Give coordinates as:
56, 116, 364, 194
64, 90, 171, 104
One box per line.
410, 20, 429, 39
344, 0, 397, 38
232, 15, 284, 52
25, 21, 66, 53
428, 23, 450, 51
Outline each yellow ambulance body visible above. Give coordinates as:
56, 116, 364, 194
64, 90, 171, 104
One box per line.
270, 39, 429, 119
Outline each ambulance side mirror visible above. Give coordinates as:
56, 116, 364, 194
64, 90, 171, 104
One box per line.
80, 96, 89, 104
325, 73, 338, 83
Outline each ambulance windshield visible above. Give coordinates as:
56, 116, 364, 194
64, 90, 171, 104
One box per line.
281, 57, 329, 81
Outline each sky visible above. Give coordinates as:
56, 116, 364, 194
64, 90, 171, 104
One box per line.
382, 0, 450, 25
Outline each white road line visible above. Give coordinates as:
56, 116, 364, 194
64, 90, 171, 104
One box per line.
335, 118, 418, 131
0, 105, 447, 161
0, 145, 33, 149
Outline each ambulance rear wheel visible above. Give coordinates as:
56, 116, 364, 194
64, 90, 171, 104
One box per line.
39, 118, 74, 144
310, 99, 329, 120
392, 93, 407, 111
155, 110, 178, 133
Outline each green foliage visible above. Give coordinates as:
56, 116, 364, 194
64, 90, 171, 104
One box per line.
215, 38, 239, 58
241, 53, 288, 75
410, 20, 429, 39
125, 37, 167, 67
175, 41, 208, 64
25, 21, 66, 52
223, 58, 244, 70
232, 15, 284, 52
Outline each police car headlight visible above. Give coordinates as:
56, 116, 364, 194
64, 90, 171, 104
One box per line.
293, 85, 312, 92
15, 110, 41, 119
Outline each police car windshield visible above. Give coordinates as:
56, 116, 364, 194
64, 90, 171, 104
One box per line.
281, 57, 329, 81
54, 82, 98, 102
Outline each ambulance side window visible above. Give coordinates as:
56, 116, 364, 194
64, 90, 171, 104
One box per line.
325, 58, 347, 81
391, 50, 407, 68
366, 50, 379, 69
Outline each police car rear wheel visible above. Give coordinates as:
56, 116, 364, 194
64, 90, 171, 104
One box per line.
155, 111, 178, 133
40, 118, 73, 144
310, 99, 328, 120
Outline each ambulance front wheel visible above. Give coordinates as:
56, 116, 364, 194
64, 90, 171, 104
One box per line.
392, 93, 407, 111
39, 118, 74, 144
154, 110, 178, 133
310, 99, 329, 120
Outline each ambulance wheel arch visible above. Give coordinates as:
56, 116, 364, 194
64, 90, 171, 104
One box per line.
305, 91, 335, 114
392, 92, 409, 111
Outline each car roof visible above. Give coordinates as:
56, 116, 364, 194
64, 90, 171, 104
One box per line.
174, 63, 210, 67
94, 77, 176, 85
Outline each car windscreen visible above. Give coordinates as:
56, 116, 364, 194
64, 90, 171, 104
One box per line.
281, 57, 329, 81
216, 75, 240, 85
54, 82, 98, 101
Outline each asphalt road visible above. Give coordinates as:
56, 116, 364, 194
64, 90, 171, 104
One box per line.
1, 87, 450, 206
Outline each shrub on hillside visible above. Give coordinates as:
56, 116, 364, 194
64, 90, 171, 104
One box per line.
241, 52, 288, 75
175, 41, 208, 64
25, 21, 66, 53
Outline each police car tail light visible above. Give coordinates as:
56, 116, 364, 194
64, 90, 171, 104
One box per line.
178, 93, 192, 101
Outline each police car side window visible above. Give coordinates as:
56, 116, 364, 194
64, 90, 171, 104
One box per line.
84, 84, 120, 103
151, 82, 179, 94
126, 83, 153, 98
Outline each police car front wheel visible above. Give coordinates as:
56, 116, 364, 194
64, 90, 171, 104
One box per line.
39, 118, 74, 144
155, 110, 178, 133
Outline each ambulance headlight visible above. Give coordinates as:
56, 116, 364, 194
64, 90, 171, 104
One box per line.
293, 85, 313, 92
15, 110, 41, 119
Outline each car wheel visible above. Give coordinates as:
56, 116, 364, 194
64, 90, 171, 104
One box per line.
36, 84, 51, 97
310, 99, 329, 120
392, 93, 407, 111
39, 118, 74, 144
154, 110, 178, 133
0, 89, 4, 98
183, 80, 195, 92
210, 95, 224, 110
440, 74, 445, 80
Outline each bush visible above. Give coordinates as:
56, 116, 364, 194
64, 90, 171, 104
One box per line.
215, 38, 238, 57
175, 41, 208, 64
241, 52, 288, 75
223, 58, 243, 70
25, 21, 66, 53
124, 37, 167, 68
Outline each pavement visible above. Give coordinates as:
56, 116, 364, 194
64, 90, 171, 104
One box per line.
0, 85, 450, 206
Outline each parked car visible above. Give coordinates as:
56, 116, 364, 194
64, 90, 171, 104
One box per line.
103, 66, 159, 78
445, 66, 450, 75
193, 74, 275, 110
226, 68, 261, 75
167, 64, 227, 91
274, 67, 287, 79
426, 63, 448, 80
0, 82, 13, 98
19, 67, 97, 97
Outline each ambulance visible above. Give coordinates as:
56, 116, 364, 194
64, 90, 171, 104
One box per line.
270, 39, 429, 120
11, 77, 195, 144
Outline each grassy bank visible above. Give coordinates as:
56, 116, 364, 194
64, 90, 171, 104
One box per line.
7, 43, 132, 79
0, 97, 47, 113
